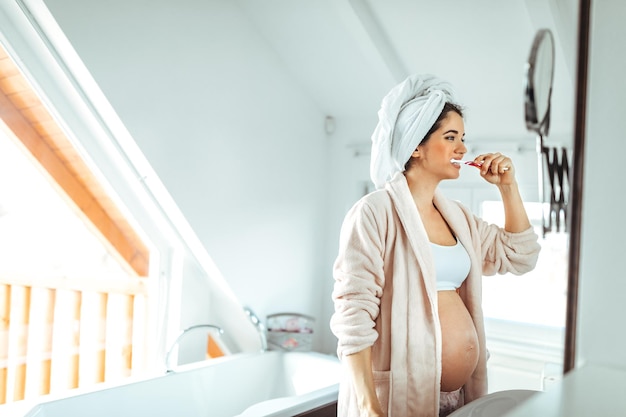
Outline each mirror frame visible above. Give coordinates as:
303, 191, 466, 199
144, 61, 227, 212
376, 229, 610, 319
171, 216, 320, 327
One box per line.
524, 28, 556, 138
564, 0, 591, 375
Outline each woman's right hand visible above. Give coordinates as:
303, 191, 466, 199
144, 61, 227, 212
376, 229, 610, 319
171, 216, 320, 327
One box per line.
345, 348, 386, 417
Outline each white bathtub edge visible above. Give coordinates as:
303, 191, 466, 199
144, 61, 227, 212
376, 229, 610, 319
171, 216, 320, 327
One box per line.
237, 383, 339, 417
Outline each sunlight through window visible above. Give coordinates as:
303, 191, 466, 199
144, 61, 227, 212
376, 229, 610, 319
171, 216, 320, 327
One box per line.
481, 201, 567, 328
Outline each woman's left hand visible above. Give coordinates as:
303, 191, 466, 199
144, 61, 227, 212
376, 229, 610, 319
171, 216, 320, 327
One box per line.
473, 153, 516, 185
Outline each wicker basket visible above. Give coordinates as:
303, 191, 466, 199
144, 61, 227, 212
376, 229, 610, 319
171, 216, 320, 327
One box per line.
266, 313, 315, 352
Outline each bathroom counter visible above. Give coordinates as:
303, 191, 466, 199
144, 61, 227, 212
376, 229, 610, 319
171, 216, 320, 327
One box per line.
504, 364, 626, 416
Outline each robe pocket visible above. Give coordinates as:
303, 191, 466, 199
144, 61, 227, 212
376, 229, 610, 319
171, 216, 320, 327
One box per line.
373, 370, 392, 417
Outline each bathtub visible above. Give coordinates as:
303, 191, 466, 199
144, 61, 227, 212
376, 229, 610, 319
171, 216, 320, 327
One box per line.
23, 351, 342, 417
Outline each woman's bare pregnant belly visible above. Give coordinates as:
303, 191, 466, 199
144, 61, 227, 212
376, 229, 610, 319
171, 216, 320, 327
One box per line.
438, 290, 479, 392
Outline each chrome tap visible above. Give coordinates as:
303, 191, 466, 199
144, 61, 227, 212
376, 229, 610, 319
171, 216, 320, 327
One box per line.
243, 306, 267, 352
164, 324, 224, 372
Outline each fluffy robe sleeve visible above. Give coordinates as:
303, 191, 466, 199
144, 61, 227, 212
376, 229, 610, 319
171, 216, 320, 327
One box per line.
468, 208, 541, 276
330, 198, 385, 358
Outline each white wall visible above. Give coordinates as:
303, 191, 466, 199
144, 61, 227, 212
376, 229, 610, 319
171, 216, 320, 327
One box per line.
576, 0, 626, 369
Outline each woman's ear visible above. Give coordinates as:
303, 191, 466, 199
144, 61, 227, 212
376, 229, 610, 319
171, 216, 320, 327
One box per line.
411, 148, 420, 158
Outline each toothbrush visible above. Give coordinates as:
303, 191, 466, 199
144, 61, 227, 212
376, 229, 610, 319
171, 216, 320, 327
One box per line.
450, 159, 482, 167
450, 159, 510, 171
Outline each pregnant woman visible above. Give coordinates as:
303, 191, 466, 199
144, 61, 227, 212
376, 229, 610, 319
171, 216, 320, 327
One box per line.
330, 74, 541, 417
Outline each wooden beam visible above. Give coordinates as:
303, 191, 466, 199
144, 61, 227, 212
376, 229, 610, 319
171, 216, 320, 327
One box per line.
12, 286, 31, 401
96, 294, 107, 383
0, 284, 10, 404
122, 295, 134, 375
39, 289, 55, 395
68, 291, 81, 389
0, 48, 150, 276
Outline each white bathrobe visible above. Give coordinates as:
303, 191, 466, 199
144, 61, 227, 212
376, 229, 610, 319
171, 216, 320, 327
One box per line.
330, 172, 541, 416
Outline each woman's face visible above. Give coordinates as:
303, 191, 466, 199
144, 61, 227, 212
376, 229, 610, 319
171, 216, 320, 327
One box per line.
413, 112, 467, 179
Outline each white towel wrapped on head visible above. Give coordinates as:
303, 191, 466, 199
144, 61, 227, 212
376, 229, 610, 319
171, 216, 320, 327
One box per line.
370, 74, 457, 189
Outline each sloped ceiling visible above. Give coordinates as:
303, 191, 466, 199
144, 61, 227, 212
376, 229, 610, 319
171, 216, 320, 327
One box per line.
235, 0, 577, 144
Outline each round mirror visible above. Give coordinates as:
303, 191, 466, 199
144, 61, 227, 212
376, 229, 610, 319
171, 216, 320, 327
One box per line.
525, 29, 555, 137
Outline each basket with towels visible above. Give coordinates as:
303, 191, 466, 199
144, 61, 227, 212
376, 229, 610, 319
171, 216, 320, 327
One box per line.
266, 313, 315, 351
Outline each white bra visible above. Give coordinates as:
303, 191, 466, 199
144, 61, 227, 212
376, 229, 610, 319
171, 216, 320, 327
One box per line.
431, 239, 471, 291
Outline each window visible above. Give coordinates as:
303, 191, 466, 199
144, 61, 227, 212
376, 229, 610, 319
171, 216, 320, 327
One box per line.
0, 43, 152, 410
480, 201, 567, 328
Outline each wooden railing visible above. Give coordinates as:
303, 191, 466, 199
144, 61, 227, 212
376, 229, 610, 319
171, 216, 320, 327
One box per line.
0, 273, 148, 406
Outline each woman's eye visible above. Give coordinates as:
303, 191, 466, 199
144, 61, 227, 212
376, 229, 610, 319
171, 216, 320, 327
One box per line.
446, 135, 466, 143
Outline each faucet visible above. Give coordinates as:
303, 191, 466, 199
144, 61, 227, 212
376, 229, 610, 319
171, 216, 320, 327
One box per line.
164, 324, 224, 373
243, 306, 267, 352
